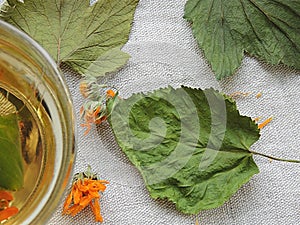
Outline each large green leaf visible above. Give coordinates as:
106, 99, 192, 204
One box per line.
1, 0, 139, 76
107, 86, 260, 214
0, 93, 23, 191
184, 0, 300, 79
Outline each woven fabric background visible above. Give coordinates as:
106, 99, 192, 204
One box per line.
47, 0, 300, 224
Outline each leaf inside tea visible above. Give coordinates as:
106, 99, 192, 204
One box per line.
0, 93, 24, 191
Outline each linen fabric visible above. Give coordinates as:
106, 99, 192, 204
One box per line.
47, 1, 300, 224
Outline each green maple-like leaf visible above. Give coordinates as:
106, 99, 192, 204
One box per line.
107, 86, 260, 214
0, 0, 139, 77
184, 0, 300, 79
0, 93, 23, 191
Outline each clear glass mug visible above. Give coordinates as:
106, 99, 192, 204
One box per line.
0, 20, 75, 224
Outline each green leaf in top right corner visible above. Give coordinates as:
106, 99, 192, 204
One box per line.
184, 0, 300, 80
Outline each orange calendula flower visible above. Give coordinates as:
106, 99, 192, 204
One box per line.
63, 165, 109, 223
80, 105, 105, 135
0, 190, 19, 222
79, 75, 101, 99
78, 75, 119, 135
79, 88, 117, 135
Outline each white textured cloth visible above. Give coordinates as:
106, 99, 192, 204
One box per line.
47, 1, 300, 224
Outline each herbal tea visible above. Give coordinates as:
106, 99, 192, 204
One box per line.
0, 21, 74, 224
0, 52, 55, 222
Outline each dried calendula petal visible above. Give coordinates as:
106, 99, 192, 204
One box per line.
106, 89, 116, 98
253, 117, 262, 123
0, 190, 19, 222
0, 191, 13, 202
0, 206, 18, 221
63, 165, 109, 223
79, 80, 90, 99
258, 117, 273, 129
229, 91, 251, 99
256, 92, 262, 99
90, 198, 103, 222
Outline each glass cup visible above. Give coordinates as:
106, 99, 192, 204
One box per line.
0, 20, 75, 224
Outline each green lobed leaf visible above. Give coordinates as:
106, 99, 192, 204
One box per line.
0, 94, 23, 191
0, 0, 138, 77
107, 86, 260, 214
184, 0, 300, 79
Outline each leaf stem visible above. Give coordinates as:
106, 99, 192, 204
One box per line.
250, 150, 300, 163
